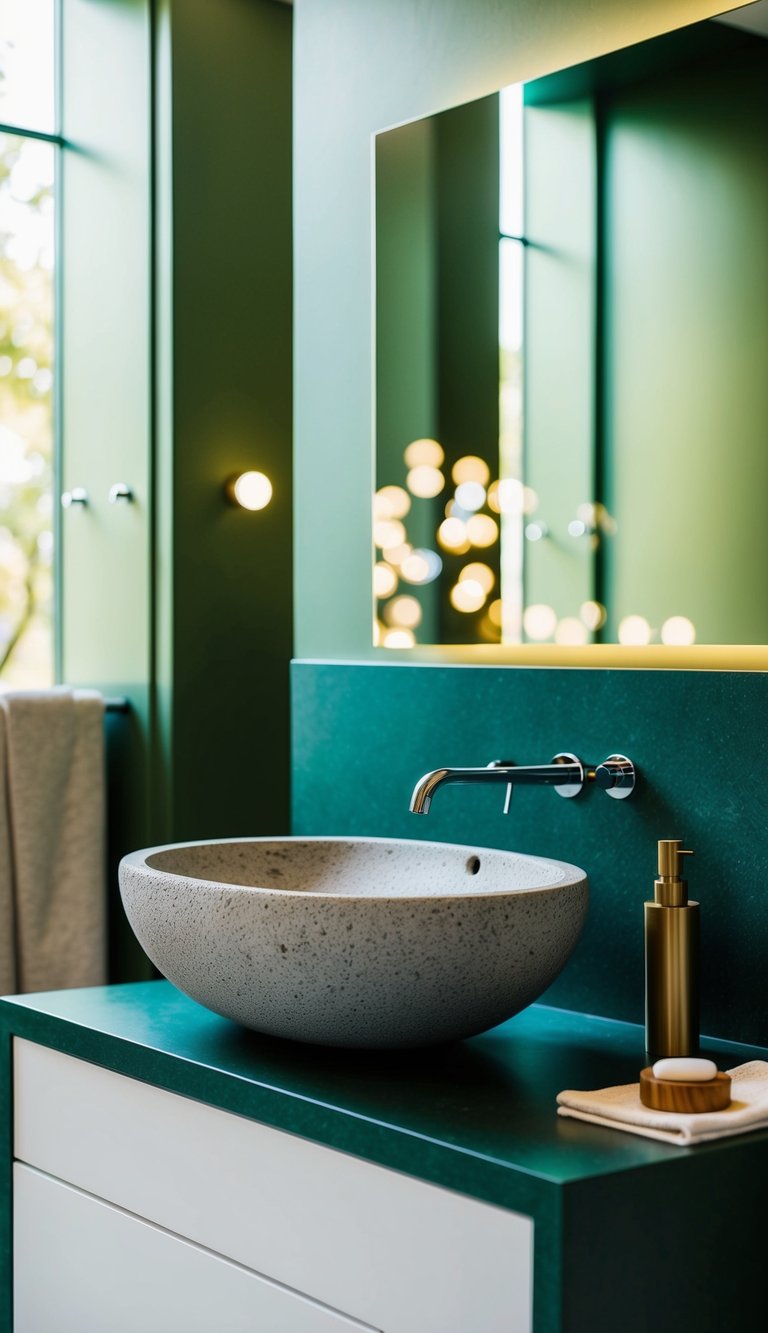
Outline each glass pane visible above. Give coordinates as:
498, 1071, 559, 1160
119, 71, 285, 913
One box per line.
0, 132, 55, 685
0, 0, 56, 134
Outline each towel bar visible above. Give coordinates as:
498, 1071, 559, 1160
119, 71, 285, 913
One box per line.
104, 698, 130, 715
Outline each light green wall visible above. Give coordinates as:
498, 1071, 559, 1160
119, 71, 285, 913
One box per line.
603, 50, 768, 642
524, 98, 596, 624
294, 0, 746, 660
60, 0, 152, 704
60, 0, 154, 953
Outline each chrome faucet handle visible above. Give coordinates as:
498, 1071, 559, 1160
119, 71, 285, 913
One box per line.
551, 753, 586, 798
594, 754, 636, 799
486, 760, 515, 813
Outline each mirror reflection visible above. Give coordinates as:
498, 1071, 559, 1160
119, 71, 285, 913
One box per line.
374, 4, 768, 647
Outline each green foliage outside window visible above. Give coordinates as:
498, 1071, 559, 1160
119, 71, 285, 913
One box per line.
0, 133, 54, 685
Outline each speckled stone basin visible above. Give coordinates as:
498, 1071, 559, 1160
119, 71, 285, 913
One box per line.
119, 837, 588, 1049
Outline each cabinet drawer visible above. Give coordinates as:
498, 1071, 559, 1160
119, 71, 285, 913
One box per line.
14, 1164, 375, 1333
14, 1039, 533, 1332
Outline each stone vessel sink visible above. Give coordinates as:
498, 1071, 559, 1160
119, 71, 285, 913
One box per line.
119, 836, 588, 1049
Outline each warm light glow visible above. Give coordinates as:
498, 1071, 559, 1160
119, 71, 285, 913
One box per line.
437, 517, 470, 552
374, 485, 411, 520
374, 518, 406, 549
382, 541, 412, 566
454, 481, 486, 512
466, 513, 499, 547
406, 465, 445, 498
488, 480, 540, 516
450, 579, 486, 613
452, 455, 490, 486
400, 548, 442, 584
382, 627, 416, 648
228, 470, 272, 511
523, 603, 557, 641
555, 617, 588, 646
580, 600, 607, 631
487, 479, 518, 514
373, 562, 398, 599
404, 438, 444, 468
478, 613, 500, 642
459, 562, 495, 594
618, 614, 652, 646
661, 615, 696, 646
488, 598, 504, 628
385, 595, 422, 629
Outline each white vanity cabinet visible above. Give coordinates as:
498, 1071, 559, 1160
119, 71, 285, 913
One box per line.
12, 1040, 534, 1333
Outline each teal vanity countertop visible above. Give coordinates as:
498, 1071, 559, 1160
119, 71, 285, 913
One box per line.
2, 981, 768, 1197
3, 982, 768, 1332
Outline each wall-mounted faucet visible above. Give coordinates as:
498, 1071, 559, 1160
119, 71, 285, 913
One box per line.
409, 752, 635, 815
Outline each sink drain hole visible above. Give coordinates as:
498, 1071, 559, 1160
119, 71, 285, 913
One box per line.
466, 856, 481, 875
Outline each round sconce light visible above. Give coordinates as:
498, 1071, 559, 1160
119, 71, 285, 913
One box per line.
226, 470, 273, 511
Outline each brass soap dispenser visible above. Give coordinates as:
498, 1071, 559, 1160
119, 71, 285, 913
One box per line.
645, 839, 698, 1061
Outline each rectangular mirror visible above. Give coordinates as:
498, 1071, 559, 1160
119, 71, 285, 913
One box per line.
374, 3, 768, 650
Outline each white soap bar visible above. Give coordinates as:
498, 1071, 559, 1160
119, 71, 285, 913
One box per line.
652, 1057, 718, 1082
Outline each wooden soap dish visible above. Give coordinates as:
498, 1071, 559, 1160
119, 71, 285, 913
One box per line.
639, 1067, 732, 1113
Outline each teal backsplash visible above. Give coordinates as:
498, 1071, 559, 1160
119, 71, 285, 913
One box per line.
291, 662, 767, 1046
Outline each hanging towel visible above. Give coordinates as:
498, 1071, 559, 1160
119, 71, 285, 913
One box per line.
557, 1060, 768, 1146
0, 688, 107, 995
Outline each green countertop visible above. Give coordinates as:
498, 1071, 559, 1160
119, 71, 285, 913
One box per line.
3, 981, 767, 1211
4, 982, 768, 1333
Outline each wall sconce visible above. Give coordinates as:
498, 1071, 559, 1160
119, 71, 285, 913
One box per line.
225, 470, 273, 511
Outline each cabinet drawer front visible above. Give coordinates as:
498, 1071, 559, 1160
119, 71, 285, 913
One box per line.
14, 1039, 532, 1332
14, 1164, 375, 1333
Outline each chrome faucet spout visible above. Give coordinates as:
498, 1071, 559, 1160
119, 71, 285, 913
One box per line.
409, 752, 636, 814
409, 757, 585, 814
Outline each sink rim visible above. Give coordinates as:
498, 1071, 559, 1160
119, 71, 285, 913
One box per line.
122, 833, 587, 902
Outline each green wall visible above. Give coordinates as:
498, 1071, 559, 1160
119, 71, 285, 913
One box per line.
603, 45, 768, 642
61, 0, 292, 976
155, 0, 293, 844
293, 0, 741, 660
291, 0, 766, 1047
292, 660, 768, 1048
524, 96, 596, 625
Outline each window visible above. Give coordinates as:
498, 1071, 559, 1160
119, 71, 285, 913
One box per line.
0, 0, 57, 685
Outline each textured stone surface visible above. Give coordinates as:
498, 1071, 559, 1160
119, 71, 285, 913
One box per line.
119, 837, 587, 1048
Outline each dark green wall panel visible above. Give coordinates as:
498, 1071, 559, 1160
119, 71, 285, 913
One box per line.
155, 0, 293, 844
292, 661, 768, 1046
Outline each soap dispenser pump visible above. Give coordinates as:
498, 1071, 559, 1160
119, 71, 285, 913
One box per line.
644, 839, 698, 1061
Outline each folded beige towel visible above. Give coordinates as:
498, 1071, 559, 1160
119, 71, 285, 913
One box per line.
0, 688, 107, 995
557, 1060, 768, 1145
